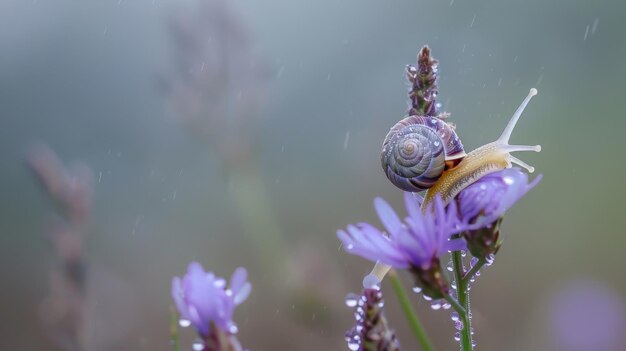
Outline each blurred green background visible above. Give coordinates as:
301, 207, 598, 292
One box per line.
1, 0, 625, 350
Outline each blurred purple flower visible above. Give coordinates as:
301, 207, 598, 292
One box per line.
457, 168, 541, 229
337, 192, 466, 271
171, 262, 251, 337
550, 280, 626, 351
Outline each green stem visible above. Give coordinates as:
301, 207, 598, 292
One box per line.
452, 251, 473, 351
169, 306, 181, 351
443, 293, 466, 315
462, 258, 486, 285
388, 270, 435, 351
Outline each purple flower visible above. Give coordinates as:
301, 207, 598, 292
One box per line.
457, 168, 541, 229
337, 192, 466, 271
171, 262, 251, 337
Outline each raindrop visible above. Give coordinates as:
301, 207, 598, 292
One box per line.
485, 254, 495, 265
412, 286, 422, 294
451, 312, 459, 321
431, 301, 442, 310
192, 339, 204, 351
455, 320, 464, 330
345, 293, 359, 307
179, 319, 191, 328
454, 332, 461, 341
503, 176, 515, 185
362, 274, 381, 290
591, 18, 599, 35
442, 302, 452, 310
446, 261, 454, 272
346, 333, 361, 351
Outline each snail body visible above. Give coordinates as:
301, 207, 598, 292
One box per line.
422, 88, 540, 207
382, 88, 541, 206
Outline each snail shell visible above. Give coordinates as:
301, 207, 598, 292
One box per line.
381, 115, 465, 192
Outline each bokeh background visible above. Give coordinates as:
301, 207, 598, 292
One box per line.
1, 0, 625, 350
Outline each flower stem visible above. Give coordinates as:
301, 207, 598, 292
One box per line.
388, 270, 435, 351
452, 251, 473, 351
169, 305, 181, 351
463, 258, 486, 285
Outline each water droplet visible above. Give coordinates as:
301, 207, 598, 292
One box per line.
433, 141, 440, 147
423, 294, 432, 301
446, 261, 454, 272
431, 300, 442, 310
442, 302, 452, 310
346, 333, 361, 351
179, 319, 191, 328
412, 286, 422, 294
503, 176, 515, 185
451, 281, 457, 289
345, 293, 359, 307
362, 274, 381, 290
228, 323, 239, 334
470, 257, 478, 266
192, 339, 204, 351
472, 340, 477, 347
454, 332, 461, 341
455, 320, 464, 330
451, 312, 459, 321
461, 250, 467, 257
486, 254, 496, 266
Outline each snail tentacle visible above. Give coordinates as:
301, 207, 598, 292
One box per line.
509, 155, 535, 173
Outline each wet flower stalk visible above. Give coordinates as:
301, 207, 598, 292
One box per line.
337, 46, 542, 350
345, 288, 401, 351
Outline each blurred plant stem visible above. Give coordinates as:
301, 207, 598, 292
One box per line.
451, 251, 472, 351
388, 270, 434, 351
228, 163, 287, 277
169, 306, 181, 351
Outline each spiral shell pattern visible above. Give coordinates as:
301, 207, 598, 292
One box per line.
381, 116, 465, 192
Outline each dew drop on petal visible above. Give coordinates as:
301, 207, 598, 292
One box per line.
412, 286, 422, 294
179, 319, 191, 328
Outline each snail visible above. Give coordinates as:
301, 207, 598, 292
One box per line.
364, 88, 541, 289
382, 88, 541, 206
